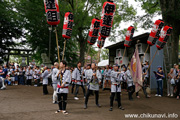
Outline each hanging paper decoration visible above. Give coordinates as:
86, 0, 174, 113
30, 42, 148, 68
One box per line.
87, 18, 101, 45
44, 0, 60, 25
97, 35, 106, 48
124, 26, 135, 47
99, 1, 116, 37
147, 19, 164, 46
62, 12, 74, 39
156, 25, 173, 50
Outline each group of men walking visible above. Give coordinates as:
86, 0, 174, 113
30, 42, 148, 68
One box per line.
49, 60, 151, 115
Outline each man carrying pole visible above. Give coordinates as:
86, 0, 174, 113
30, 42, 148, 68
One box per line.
55, 60, 71, 115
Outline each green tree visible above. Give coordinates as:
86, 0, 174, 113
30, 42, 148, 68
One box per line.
9, 55, 22, 65
14, 0, 79, 65
0, 1, 22, 60
101, 48, 109, 60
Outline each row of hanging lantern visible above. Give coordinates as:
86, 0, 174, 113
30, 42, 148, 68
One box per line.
124, 20, 173, 51
44, 0, 116, 49
146, 19, 173, 50
87, 0, 116, 48
123, 20, 173, 74
43, 0, 173, 60
44, 0, 74, 63
44, 0, 74, 40
147, 19, 164, 46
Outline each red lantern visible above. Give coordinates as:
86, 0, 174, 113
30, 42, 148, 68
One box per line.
97, 36, 106, 48
62, 12, 74, 39
156, 25, 173, 50
44, 0, 60, 25
99, 26, 112, 38
124, 26, 135, 47
147, 19, 164, 46
87, 18, 100, 45
99, 1, 116, 37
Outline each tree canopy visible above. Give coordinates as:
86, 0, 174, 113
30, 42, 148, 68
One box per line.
0, 1, 22, 49
10, 0, 137, 66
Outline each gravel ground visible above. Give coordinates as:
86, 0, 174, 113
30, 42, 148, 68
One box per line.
0, 85, 179, 120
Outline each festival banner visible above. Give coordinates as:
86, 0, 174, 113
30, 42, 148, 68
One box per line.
130, 46, 143, 92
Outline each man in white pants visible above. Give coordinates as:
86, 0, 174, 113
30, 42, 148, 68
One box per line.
55, 60, 71, 115
51, 62, 59, 104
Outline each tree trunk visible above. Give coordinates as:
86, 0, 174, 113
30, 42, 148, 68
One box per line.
79, 39, 86, 66
171, 26, 179, 65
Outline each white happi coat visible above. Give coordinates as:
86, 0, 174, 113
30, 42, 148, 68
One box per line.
71, 70, 75, 83
15, 68, 20, 76
33, 70, 36, 79
72, 67, 84, 85
42, 70, 49, 85
56, 69, 71, 94
104, 69, 111, 80
124, 70, 134, 87
111, 70, 123, 93
26, 69, 33, 80
85, 69, 92, 84
86, 69, 101, 91
35, 69, 41, 80
118, 71, 125, 82
142, 65, 149, 78
51, 68, 59, 90
51, 68, 59, 84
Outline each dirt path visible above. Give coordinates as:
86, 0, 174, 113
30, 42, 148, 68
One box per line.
0, 85, 179, 120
